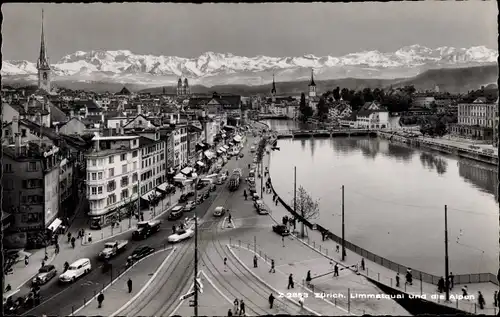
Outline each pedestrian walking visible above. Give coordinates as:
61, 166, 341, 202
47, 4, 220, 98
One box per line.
67, 232, 71, 243
282, 236, 285, 247
233, 298, 239, 315
239, 300, 245, 315
55, 243, 60, 254
449, 272, 454, 290
64, 261, 69, 272
275, 199, 278, 206
395, 273, 400, 287
88, 232, 92, 243
494, 291, 498, 307
333, 263, 339, 277
97, 292, 104, 308
336, 245, 340, 253
306, 270, 312, 287
287, 273, 294, 289
228, 213, 232, 224
41, 259, 45, 268
25, 255, 29, 266
224, 257, 228, 272
127, 278, 133, 293
269, 259, 275, 273
253, 255, 258, 268
461, 285, 468, 297
438, 276, 445, 293
228, 308, 233, 316
71, 237, 76, 248
172, 225, 176, 233
405, 268, 413, 285
478, 291, 485, 309
269, 293, 275, 309
361, 258, 365, 271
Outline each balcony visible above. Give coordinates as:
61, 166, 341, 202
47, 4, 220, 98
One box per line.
88, 191, 107, 200
86, 164, 105, 172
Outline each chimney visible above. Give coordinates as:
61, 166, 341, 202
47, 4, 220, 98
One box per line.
24, 98, 29, 113
137, 104, 142, 115
115, 123, 120, 135
70, 110, 75, 118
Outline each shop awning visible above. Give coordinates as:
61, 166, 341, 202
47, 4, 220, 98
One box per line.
204, 150, 215, 159
174, 173, 187, 181
157, 182, 169, 192
233, 135, 242, 142
181, 167, 193, 175
196, 161, 205, 167
141, 189, 161, 202
48, 218, 62, 232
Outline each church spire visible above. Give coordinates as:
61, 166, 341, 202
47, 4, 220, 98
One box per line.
37, 9, 50, 70
309, 69, 316, 87
271, 73, 277, 95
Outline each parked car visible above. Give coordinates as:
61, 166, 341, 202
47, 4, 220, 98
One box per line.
184, 201, 195, 211
32, 265, 57, 285
272, 225, 290, 236
179, 194, 189, 203
209, 184, 217, 192
255, 202, 268, 215
239, 153, 244, 158
59, 258, 91, 283
196, 182, 206, 190
168, 206, 184, 220
203, 191, 210, 199
168, 228, 194, 243
213, 206, 226, 217
128, 246, 155, 263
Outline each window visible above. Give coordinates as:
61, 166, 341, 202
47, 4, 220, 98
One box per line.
122, 164, 127, 174
132, 185, 138, 194
92, 173, 97, 180
121, 189, 129, 200
121, 154, 127, 161
133, 161, 137, 170
98, 186, 103, 194
98, 172, 103, 180
107, 194, 116, 205
21, 129, 27, 137
4, 164, 12, 173
28, 162, 37, 172
121, 176, 129, 187
132, 173, 138, 182
22, 179, 43, 189
109, 156, 114, 164
132, 150, 138, 157
91, 159, 97, 166
107, 180, 116, 192
109, 168, 114, 177
91, 187, 97, 195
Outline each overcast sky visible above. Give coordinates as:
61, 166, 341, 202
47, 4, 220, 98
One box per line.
3, 2, 497, 61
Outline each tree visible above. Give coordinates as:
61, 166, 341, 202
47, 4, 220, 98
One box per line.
362, 87, 374, 102
350, 91, 365, 111
340, 88, 350, 101
290, 186, 319, 238
316, 97, 329, 120
333, 87, 341, 101
299, 93, 313, 122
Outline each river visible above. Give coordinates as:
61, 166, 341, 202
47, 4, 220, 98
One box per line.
263, 119, 498, 275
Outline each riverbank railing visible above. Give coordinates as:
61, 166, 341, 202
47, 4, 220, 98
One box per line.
267, 179, 498, 287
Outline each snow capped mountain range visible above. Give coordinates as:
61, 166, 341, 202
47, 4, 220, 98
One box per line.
2, 45, 497, 87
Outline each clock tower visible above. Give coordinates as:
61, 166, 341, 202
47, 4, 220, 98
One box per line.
37, 9, 51, 92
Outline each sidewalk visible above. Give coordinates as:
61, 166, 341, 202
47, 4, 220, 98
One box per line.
5, 198, 89, 292
74, 248, 173, 316
259, 147, 499, 315
82, 190, 182, 245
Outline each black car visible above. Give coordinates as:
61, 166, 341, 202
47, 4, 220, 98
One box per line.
168, 206, 184, 220
272, 225, 290, 236
203, 191, 210, 199
178, 194, 188, 203
128, 246, 155, 262
196, 182, 206, 190
209, 184, 217, 192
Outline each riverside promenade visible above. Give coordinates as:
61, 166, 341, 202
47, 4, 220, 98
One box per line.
255, 128, 498, 315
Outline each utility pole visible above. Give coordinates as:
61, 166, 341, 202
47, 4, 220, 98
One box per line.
341, 185, 345, 261
260, 159, 264, 198
193, 177, 199, 317
444, 205, 450, 302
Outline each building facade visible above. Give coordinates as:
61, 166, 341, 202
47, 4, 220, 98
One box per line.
449, 98, 498, 141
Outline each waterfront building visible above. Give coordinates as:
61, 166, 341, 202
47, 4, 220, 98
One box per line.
327, 101, 352, 123
355, 109, 389, 129
449, 97, 497, 141
85, 133, 166, 227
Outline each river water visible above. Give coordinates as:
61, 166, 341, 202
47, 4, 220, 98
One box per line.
263, 119, 498, 275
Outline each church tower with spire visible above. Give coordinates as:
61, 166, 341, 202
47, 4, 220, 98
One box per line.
308, 69, 316, 98
37, 9, 51, 92
271, 73, 277, 103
